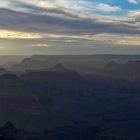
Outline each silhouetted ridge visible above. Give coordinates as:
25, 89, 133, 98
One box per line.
0, 74, 28, 93
0, 68, 7, 73
0, 68, 9, 75
0, 74, 18, 80
0, 74, 22, 88
0, 122, 17, 139
96, 61, 140, 89
21, 64, 88, 94
2, 122, 17, 133
22, 58, 38, 63
10, 57, 58, 71
106, 61, 118, 67
97, 61, 121, 76
47, 64, 68, 72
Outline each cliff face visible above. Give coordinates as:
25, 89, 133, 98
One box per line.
0, 74, 41, 106
21, 64, 88, 94
0, 74, 23, 92
9, 57, 58, 71
98, 61, 140, 80
0, 74, 43, 130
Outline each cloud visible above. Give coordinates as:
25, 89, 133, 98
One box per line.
128, 0, 140, 4
33, 43, 49, 47
94, 3, 121, 12
0, 29, 43, 39
0, 0, 140, 47
0, 4, 140, 36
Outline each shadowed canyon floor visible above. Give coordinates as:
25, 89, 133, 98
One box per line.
0, 55, 140, 139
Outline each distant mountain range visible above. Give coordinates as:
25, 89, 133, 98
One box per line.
8, 57, 58, 71
3, 55, 140, 74
1, 60, 140, 93
98, 61, 140, 83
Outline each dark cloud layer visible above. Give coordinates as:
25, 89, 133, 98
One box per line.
0, 0, 140, 35
0, 9, 138, 35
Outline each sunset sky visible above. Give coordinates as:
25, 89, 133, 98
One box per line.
0, 0, 140, 54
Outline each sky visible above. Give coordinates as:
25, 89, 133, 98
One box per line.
0, 0, 140, 55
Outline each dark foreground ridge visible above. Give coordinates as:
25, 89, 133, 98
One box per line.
0, 121, 129, 140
